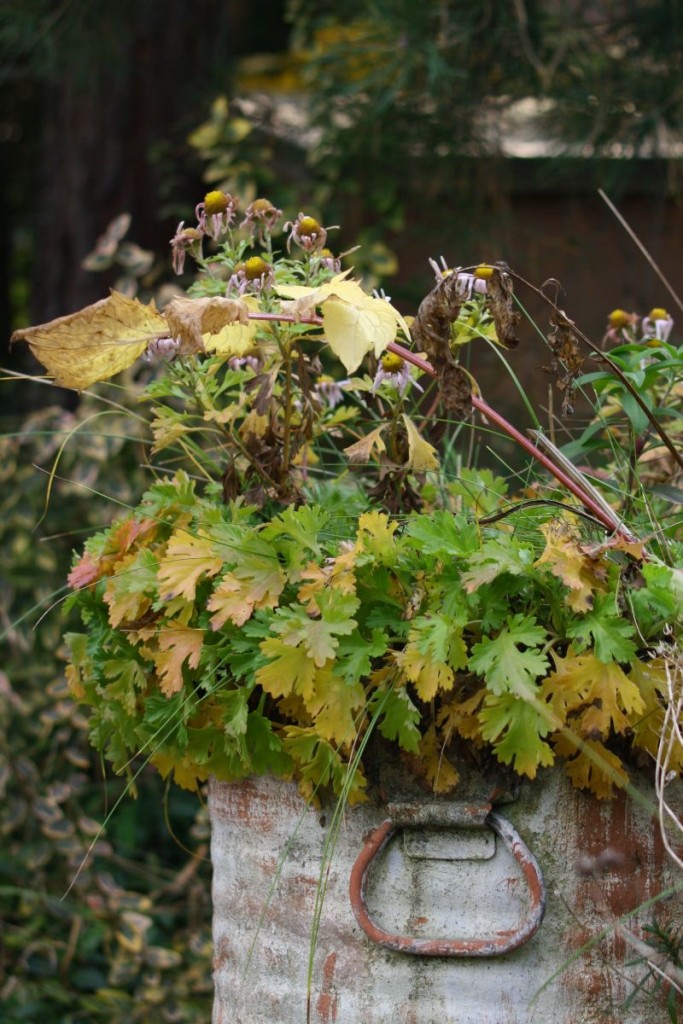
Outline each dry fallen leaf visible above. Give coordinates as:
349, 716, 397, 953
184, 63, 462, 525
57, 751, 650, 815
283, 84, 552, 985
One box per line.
164, 295, 250, 354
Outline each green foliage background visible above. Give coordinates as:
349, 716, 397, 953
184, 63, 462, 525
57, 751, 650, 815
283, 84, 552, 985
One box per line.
0, 399, 213, 1023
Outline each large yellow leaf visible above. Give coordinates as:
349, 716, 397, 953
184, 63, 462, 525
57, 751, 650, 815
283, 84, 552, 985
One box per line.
278, 272, 409, 372
306, 668, 366, 746
552, 732, 628, 799
275, 270, 357, 316
207, 561, 285, 628
322, 295, 399, 371
12, 291, 167, 389
397, 643, 454, 702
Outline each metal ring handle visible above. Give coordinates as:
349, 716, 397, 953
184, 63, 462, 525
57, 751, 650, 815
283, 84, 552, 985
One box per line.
349, 811, 546, 957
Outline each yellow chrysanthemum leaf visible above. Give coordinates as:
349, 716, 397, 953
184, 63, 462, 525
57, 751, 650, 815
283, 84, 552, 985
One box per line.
11, 290, 167, 389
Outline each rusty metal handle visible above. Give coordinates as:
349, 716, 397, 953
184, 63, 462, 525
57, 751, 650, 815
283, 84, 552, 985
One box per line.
349, 811, 546, 957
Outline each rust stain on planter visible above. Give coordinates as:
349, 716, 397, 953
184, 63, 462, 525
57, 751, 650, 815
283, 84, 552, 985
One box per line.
315, 951, 339, 1022
210, 774, 681, 1023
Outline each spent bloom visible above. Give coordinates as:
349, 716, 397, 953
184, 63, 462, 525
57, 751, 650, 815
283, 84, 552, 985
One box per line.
228, 354, 262, 373
641, 307, 674, 344
227, 255, 274, 295
240, 198, 283, 243
170, 222, 203, 275
285, 213, 334, 253
315, 247, 342, 274
603, 308, 637, 346
372, 351, 423, 395
195, 190, 238, 239
143, 336, 182, 363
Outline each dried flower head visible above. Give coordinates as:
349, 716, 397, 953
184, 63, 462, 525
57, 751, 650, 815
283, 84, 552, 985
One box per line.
240, 198, 283, 242
170, 222, 203, 275
608, 308, 632, 330
195, 191, 238, 239
315, 375, 348, 409
228, 255, 274, 295
315, 247, 342, 273
285, 213, 333, 253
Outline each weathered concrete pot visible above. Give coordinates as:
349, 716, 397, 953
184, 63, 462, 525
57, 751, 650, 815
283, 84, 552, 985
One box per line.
210, 771, 681, 1024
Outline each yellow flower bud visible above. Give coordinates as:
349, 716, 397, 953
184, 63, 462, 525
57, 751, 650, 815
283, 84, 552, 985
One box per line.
474, 264, 494, 280
648, 307, 668, 321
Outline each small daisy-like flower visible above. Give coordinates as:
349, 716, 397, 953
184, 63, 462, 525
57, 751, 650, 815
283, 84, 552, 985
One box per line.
285, 213, 334, 253
315, 375, 348, 409
603, 308, 637, 346
641, 307, 674, 344
240, 198, 283, 242
428, 255, 453, 283
608, 309, 633, 330
227, 255, 274, 295
372, 351, 423, 395
427, 257, 488, 297
170, 222, 203, 275
315, 247, 342, 273
195, 191, 238, 239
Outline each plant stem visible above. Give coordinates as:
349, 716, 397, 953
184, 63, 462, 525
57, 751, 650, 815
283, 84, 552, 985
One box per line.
385, 340, 633, 538
505, 269, 683, 475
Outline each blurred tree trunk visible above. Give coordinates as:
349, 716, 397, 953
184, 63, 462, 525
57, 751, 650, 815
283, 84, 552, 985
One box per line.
31, 0, 285, 323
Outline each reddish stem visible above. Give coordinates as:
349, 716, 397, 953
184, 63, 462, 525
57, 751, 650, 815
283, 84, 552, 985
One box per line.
386, 341, 626, 536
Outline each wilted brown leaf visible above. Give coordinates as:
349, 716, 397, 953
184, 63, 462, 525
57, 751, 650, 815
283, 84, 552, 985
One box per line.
163, 295, 250, 354
344, 425, 387, 463
485, 268, 520, 350
410, 273, 471, 419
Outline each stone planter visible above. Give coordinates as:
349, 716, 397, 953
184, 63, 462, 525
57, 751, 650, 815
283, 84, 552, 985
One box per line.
210, 772, 681, 1024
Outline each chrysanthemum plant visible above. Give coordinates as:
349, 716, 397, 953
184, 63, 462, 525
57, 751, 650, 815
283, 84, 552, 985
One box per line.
13, 191, 683, 807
